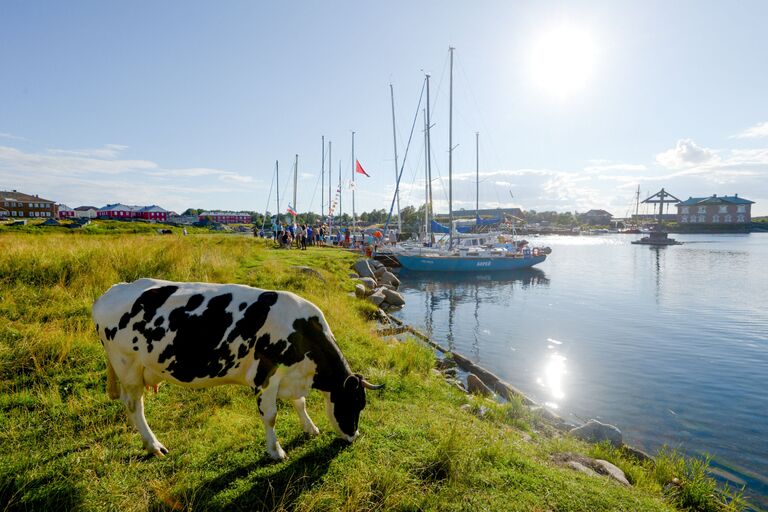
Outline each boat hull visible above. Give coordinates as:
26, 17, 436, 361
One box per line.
396, 253, 546, 271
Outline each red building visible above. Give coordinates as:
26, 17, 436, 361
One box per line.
97, 204, 168, 221
58, 204, 76, 218
199, 211, 251, 224
677, 194, 754, 224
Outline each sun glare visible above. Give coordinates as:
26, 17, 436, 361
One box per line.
529, 24, 597, 97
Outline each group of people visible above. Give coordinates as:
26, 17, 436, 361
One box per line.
271, 223, 329, 250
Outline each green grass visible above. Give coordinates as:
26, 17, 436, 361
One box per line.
0, 232, 747, 511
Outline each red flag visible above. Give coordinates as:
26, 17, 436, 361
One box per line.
355, 160, 370, 177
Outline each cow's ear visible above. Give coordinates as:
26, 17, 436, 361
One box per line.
343, 375, 360, 391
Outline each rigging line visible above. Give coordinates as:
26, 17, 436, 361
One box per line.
427, 52, 450, 129
403, 140, 425, 206
278, 163, 293, 211
307, 167, 323, 214
383, 77, 426, 230
456, 56, 505, 177
261, 166, 276, 232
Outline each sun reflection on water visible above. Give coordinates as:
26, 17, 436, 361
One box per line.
536, 352, 567, 408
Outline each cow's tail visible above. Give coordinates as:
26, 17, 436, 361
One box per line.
106, 358, 120, 400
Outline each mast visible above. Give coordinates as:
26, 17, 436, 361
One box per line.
475, 132, 479, 222
293, 154, 298, 225
390, 83, 402, 233
425, 73, 433, 245
351, 131, 356, 230
448, 46, 455, 250
275, 160, 279, 221
423, 108, 429, 239
635, 184, 640, 224
338, 160, 342, 220
321, 136, 325, 222
328, 141, 332, 218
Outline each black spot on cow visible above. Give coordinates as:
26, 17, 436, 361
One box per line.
158, 293, 236, 382
249, 316, 348, 392
117, 285, 178, 349
154, 316, 164, 326
133, 346, 139, 351
237, 343, 248, 359
105, 327, 117, 340
239, 302, 247, 311
132, 337, 138, 344
226, 292, 278, 346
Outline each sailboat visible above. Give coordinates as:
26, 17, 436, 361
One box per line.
396, 47, 548, 272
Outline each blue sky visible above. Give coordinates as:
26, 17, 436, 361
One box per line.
2, 0, 768, 216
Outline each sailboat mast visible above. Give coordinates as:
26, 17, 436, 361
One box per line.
423, 108, 429, 239
328, 141, 332, 218
351, 131, 356, 230
390, 83, 402, 233
425, 73, 433, 244
475, 132, 479, 221
293, 154, 298, 224
338, 160, 342, 219
275, 160, 279, 219
635, 184, 640, 224
448, 46, 454, 250
321, 136, 325, 222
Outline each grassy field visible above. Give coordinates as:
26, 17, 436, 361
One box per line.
0, 230, 746, 511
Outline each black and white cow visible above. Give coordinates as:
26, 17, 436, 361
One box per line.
93, 278, 382, 460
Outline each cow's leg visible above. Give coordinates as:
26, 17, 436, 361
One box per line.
292, 397, 320, 436
120, 384, 168, 456
257, 385, 286, 460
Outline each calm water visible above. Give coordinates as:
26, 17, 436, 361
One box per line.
393, 233, 768, 507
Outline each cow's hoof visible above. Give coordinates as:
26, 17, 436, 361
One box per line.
268, 447, 287, 461
304, 426, 320, 437
148, 443, 169, 457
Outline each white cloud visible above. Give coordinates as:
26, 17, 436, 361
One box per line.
0, 132, 27, 142
731, 121, 768, 139
584, 163, 647, 173
46, 144, 130, 159
656, 139, 720, 169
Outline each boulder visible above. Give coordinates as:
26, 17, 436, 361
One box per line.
381, 288, 405, 307
358, 277, 378, 290
621, 445, 654, 464
567, 461, 600, 478
379, 271, 401, 288
291, 266, 325, 281
569, 420, 623, 448
368, 259, 385, 270
466, 373, 493, 396
366, 290, 386, 306
348, 272, 360, 279
353, 259, 375, 279
435, 357, 456, 371
354, 284, 367, 298
373, 266, 388, 278
593, 459, 630, 486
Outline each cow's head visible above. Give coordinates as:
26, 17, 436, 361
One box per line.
325, 373, 383, 441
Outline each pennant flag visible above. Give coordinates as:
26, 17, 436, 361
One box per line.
286, 205, 297, 216
355, 160, 370, 177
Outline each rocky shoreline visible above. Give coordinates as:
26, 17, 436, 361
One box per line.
350, 256, 656, 488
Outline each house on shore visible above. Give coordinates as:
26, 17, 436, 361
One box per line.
97, 204, 169, 222
198, 211, 251, 224
583, 209, 614, 225
74, 206, 99, 218
1, 190, 57, 219
58, 205, 76, 218
677, 194, 754, 224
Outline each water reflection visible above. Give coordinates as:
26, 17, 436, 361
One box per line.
398, 268, 549, 351
537, 352, 567, 409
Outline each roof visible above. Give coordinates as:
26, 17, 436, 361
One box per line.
137, 205, 168, 213
200, 211, 251, 216
677, 194, 754, 206
1, 190, 56, 203
57, 204, 74, 211
98, 203, 140, 212
584, 209, 613, 216
75, 206, 99, 211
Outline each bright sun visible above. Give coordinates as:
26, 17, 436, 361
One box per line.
529, 24, 597, 97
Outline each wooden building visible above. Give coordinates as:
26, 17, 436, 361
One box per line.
0, 190, 57, 219
677, 195, 754, 224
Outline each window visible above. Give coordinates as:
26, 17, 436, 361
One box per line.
689, 216, 696, 223
712, 215, 720, 223
719, 205, 727, 213
11, 211, 16, 216
737, 215, 745, 223
699, 214, 706, 223
698, 206, 706, 214
737, 205, 746, 213
681, 215, 688, 223
725, 215, 732, 223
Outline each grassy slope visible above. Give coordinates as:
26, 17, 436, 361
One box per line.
0, 233, 737, 511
